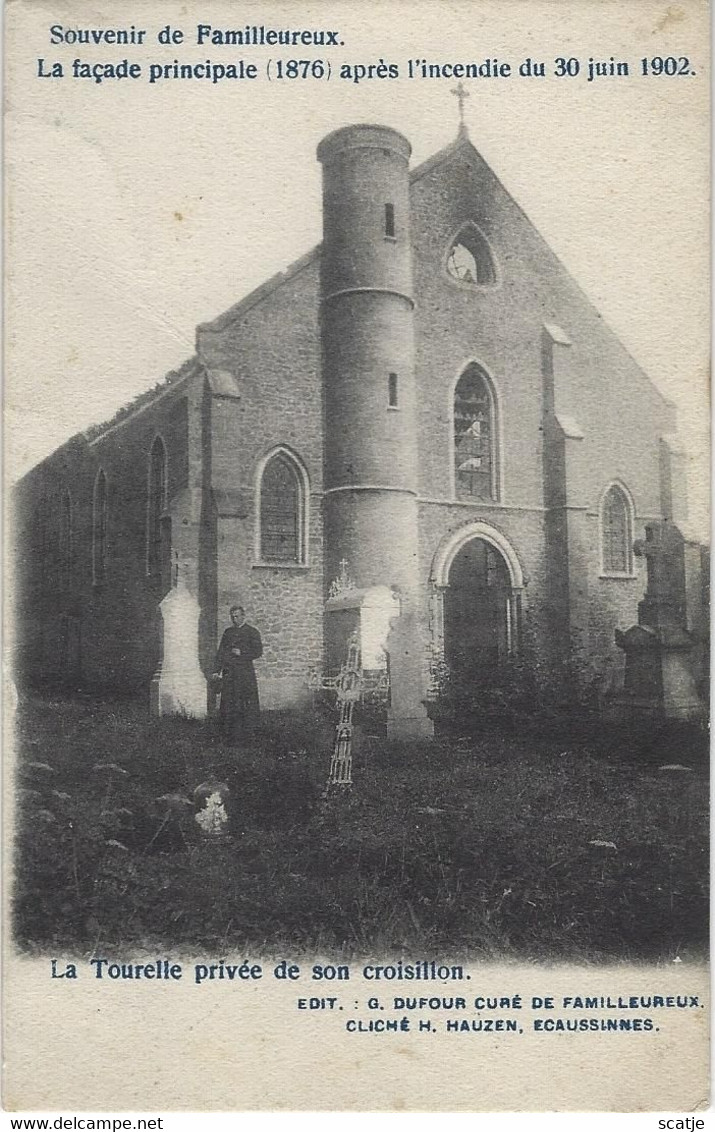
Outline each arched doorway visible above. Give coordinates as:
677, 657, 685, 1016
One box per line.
429, 521, 524, 700
444, 538, 514, 691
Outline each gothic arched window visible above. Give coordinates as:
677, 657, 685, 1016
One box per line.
601, 484, 634, 576
259, 450, 306, 564
446, 223, 497, 286
454, 364, 498, 501
59, 489, 72, 598
147, 437, 168, 582
92, 470, 107, 587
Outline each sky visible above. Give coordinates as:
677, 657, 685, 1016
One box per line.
6, 0, 709, 536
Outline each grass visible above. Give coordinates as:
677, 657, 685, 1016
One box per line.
10, 693, 709, 962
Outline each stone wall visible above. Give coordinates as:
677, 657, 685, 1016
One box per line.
408, 140, 673, 684
410, 142, 674, 519
14, 370, 202, 694
197, 257, 325, 709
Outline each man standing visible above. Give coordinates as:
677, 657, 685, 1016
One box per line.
213, 606, 263, 744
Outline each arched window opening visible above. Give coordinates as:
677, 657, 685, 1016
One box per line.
388, 372, 399, 408
147, 437, 170, 589
260, 452, 304, 564
454, 364, 497, 501
601, 484, 633, 575
92, 471, 107, 587
59, 490, 72, 599
446, 223, 497, 286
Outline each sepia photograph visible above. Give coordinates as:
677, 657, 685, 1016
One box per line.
4, 0, 710, 1113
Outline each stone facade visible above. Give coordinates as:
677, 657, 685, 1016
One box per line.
13, 124, 704, 726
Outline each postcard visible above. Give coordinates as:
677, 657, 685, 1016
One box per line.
4, 0, 710, 1114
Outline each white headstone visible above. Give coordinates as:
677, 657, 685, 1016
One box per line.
151, 580, 207, 718
361, 585, 400, 669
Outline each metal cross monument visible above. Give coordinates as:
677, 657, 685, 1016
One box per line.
308, 631, 390, 789
327, 632, 362, 787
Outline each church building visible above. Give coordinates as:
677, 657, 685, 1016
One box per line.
14, 120, 699, 735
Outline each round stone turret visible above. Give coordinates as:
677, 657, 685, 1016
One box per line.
318, 124, 413, 302
318, 123, 418, 501
317, 124, 431, 737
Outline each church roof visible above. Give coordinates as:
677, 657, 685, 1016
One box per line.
410, 131, 470, 183
38, 131, 485, 458
198, 247, 318, 336
34, 126, 674, 457
15, 354, 204, 484
81, 356, 201, 446
199, 131, 475, 339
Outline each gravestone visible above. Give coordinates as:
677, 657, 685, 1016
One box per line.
613, 520, 705, 721
193, 779, 231, 840
150, 572, 207, 718
324, 562, 400, 677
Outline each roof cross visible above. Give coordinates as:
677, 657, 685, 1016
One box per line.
451, 81, 470, 137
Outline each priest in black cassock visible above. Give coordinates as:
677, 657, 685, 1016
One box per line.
213, 606, 263, 744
